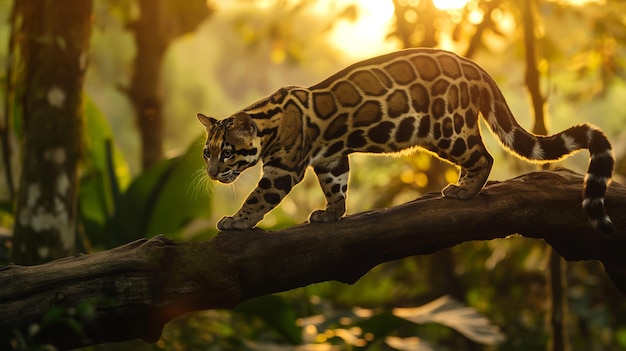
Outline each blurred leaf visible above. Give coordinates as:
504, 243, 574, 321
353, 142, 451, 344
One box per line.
245, 341, 341, 351
236, 295, 302, 345
356, 310, 410, 339
337, 4, 358, 22
617, 328, 626, 347
385, 336, 435, 351
392, 295, 505, 345
166, 0, 214, 37
0, 201, 12, 214
41, 307, 64, 327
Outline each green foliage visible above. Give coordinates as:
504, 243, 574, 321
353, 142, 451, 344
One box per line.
0, 202, 12, 265
236, 295, 303, 344
138, 293, 505, 351
79, 100, 212, 250
79, 98, 130, 244
143, 138, 211, 237
5, 299, 100, 351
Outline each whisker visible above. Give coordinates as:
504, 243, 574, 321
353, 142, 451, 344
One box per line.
187, 168, 213, 200
193, 137, 206, 148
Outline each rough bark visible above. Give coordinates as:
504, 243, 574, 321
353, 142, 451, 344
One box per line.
1, 170, 625, 349
11, 0, 93, 265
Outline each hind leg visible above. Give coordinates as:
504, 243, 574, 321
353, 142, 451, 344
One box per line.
310, 156, 349, 222
442, 148, 494, 200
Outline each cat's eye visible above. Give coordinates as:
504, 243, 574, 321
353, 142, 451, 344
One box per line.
222, 149, 233, 159
203, 148, 210, 159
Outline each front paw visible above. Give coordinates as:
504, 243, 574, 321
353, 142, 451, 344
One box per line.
309, 209, 343, 223
217, 216, 255, 230
442, 184, 477, 200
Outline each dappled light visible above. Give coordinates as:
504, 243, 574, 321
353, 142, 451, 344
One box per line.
433, 0, 470, 10
1, 0, 626, 350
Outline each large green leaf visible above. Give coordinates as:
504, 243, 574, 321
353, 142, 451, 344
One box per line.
79, 98, 131, 249
144, 137, 211, 237
106, 157, 176, 247
107, 136, 212, 244
392, 296, 505, 345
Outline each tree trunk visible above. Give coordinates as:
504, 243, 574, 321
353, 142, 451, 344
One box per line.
523, 0, 547, 136
128, 0, 167, 170
11, 0, 93, 265
1, 170, 625, 350
127, 0, 212, 170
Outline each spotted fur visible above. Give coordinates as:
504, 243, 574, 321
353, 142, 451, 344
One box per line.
198, 48, 615, 232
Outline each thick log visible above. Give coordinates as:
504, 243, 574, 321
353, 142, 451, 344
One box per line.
1, 169, 625, 349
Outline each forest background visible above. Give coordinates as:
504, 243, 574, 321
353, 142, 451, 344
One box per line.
1, 0, 626, 350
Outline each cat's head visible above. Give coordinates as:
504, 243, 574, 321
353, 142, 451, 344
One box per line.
197, 112, 261, 183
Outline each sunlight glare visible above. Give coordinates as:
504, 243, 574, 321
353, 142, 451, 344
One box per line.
327, 0, 397, 58
433, 0, 470, 10
564, 0, 605, 5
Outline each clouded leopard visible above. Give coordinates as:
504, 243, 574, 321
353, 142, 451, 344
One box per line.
197, 48, 615, 232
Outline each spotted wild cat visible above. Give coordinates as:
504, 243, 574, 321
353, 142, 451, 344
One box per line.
197, 48, 615, 232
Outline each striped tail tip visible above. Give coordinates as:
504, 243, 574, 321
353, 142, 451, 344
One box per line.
582, 197, 614, 234
590, 216, 615, 234
582, 127, 614, 233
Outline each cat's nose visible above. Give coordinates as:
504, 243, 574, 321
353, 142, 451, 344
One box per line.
207, 166, 219, 179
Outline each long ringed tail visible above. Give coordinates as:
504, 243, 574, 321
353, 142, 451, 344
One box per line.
480, 81, 615, 233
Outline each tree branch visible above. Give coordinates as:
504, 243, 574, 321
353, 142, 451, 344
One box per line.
1, 169, 625, 349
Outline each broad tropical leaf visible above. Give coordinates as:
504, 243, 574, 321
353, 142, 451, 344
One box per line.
392, 295, 505, 345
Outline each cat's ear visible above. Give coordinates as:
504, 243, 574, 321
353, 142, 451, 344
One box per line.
232, 112, 257, 137
197, 113, 217, 128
